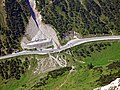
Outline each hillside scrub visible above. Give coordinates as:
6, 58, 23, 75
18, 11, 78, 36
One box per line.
0, 0, 31, 56
36, 0, 120, 39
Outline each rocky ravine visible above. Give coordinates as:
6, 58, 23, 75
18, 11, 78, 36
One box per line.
21, 0, 60, 50
94, 78, 120, 90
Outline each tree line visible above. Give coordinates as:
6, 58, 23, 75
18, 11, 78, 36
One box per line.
0, 57, 30, 80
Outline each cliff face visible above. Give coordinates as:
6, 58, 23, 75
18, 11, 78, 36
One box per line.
94, 78, 120, 90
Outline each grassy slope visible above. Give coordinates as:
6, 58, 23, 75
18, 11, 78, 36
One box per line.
38, 42, 120, 90
84, 42, 120, 66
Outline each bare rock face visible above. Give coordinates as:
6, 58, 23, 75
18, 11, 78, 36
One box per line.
94, 78, 120, 90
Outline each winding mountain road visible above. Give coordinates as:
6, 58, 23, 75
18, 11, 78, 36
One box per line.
0, 36, 120, 60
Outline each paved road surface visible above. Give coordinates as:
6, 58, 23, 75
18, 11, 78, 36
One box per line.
0, 36, 120, 60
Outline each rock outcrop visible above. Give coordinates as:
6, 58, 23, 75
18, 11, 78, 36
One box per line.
94, 78, 120, 90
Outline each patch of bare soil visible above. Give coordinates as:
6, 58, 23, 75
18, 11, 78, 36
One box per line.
21, 16, 40, 49
33, 53, 67, 74
48, 53, 67, 67
33, 57, 59, 74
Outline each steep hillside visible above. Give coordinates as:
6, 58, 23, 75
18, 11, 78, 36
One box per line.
0, 41, 120, 90
0, 0, 31, 56
36, 0, 120, 40
23, 41, 120, 90
0, 0, 6, 26
94, 78, 120, 90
